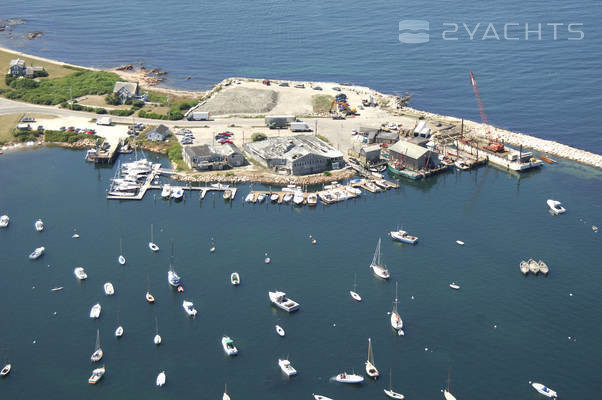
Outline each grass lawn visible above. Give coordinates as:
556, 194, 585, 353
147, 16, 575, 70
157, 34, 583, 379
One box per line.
0, 113, 58, 144
312, 94, 334, 113
77, 95, 131, 110
0, 49, 78, 89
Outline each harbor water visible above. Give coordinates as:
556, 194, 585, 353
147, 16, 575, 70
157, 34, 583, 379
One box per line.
0, 147, 601, 398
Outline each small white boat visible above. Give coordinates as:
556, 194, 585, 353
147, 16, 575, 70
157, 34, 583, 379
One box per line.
547, 199, 566, 215
449, 282, 460, 290
222, 336, 238, 356
456, 240, 464, 246
283, 193, 293, 203
370, 238, 390, 279
118, 238, 126, 265
455, 160, 469, 170
520, 260, 529, 275
115, 326, 124, 337
34, 219, 44, 232
156, 371, 166, 387
257, 193, 266, 203
313, 395, 334, 400
74, 267, 88, 280
270, 193, 279, 202
146, 291, 155, 303
149, 224, 160, 252
275, 325, 285, 337
182, 300, 197, 317
278, 359, 297, 376
389, 229, 418, 244
350, 290, 362, 301
72, 233, 80, 238
530, 382, 557, 398
0, 215, 9, 228
528, 258, 540, 274
231, 272, 240, 286
104, 282, 115, 296
161, 184, 171, 198
269, 291, 300, 312
1, 363, 11, 376
384, 369, 405, 399
443, 389, 457, 400
168, 269, 181, 287
154, 334, 162, 345
89, 303, 101, 319
223, 189, 232, 200
171, 187, 184, 200
28, 246, 45, 260
245, 193, 254, 203
91, 329, 103, 362
391, 282, 404, 334
264, 253, 271, 264
334, 372, 363, 383
365, 338, 379, 379
51, 287, 63, 292
307, 193, 318, 206
538, 260, 549, 275
118, 255, 126, 265
88, 366, 105, 384
293, 192, 305, 205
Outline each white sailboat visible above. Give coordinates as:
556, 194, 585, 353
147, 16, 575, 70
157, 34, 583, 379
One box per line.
350, 273, 362, 301
384, 369, 405, 399
89, 303, 101, 319
118, 238, 126, 265
443, 371, 457, 400
370, 238, 390, 279
146, 274, 155, 303
1, 350, 11, 377
223, 384, 231, 400
115, 309, 124, 338
167, 240, 182, 288
90, 328, 103, 362
156, 371, 166, 387
148, 224, 160, 252
391, 282, 404, 335
153, 317, 162, 345
365, 338, 379, 379
275, 325, 286, 337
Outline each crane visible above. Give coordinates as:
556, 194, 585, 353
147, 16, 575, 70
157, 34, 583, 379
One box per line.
469, 70, 504, 152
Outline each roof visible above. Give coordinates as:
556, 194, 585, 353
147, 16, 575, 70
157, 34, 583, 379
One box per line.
113, 81, 138, 94
185, 143, 242, 158
244, 135, 342, 162
376, 131, 398, 140
9, 59, 25, 68
150, 124, 170, 135
185, 145, 213, 158
389, 140, 430, 159
360, 144, 381, 153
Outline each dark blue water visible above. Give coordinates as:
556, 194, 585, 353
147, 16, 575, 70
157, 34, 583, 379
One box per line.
0, 147, 601, 399
2, 1, 602, 153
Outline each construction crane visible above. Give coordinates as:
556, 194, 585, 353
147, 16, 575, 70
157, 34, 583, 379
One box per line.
329, 100, 357, 115
469, 70, 504, 152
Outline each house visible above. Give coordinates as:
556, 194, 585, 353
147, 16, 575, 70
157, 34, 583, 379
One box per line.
25, 66, 45, 78
388, 140, 439, 171
113, 81, 140, 104
146, 124, 170, 141
243, 135, 344, 175
183, 143, 246, 170
9, 59, 26, 76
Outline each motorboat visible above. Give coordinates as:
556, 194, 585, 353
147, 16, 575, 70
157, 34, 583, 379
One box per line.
370, 238, 390, 279
34, 219, 44, 232
161, 184, 171, 198
334, 372, 363, 383
275, 325, 285, 337
278, 359, 297, 376
231, 272, 240, 286
28, 246, 45, 260
88, 366, 105, 384
347, 186, 362, 196
389, 229, 418, 244
245, 193, 254, 203
443, 389, 457, 400
221, 336, 238, 356
0, 364, 11, 376
89, 303, 101, 319
384, 369, 405, 399
118, 255, 126, 265
530, 382, 557, 398
313, 395, 334, 400
547, 199, 566, 215
269, 291, 300, 312
149, 224, 160, 252
307, 193, 318, 206
223, 189, 232, 200
104, 282, 115, 296
528, 258, 540, 274
456, 240, 464, 246
365, 181, 381, 192
374, 180, 389, 190
168, 269, 181, 287
538, 260, 549, 275
283, 193, 293, 203
449, 282, 460, 290
0, 215, 9, 228
318, 192, 336, 205
264, 252, 271, 264
91, 329, 103, 362
257, 193, 266, 203
391, 282, 404, 335
293, 192, 305, 206
520, 260, 529, 275
156, 371, 166, 387
182, 300, 197, 317
72, 233, 79, 238
270, 193, 279, 202
455, 160, 469, 170
74, 267, 88, 280
115, 326, 124, 337
171, 187, 184, 200
365, 338, 379, 379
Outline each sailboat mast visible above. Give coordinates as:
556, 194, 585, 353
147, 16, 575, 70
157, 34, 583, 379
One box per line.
389, 368, 393, 391
150, 224, 154, 242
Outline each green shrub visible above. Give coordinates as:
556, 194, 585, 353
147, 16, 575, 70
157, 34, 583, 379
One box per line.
109, 109, 135, 116
45, 130, 98, 143
33, 70, 49, 78
5, 74, 15, 86
323, 171, 332, 176
105, 93, 121, 105
251, 132, 267, 142
132, 100, 145, 109
167, 143, 183, 161
10, 78, 40, 90
95, 108, 107, 114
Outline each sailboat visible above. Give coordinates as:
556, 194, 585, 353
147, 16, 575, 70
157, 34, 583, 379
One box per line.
443, 371, 457, 400
88, 365, 105, 384
146, 274, 155, 303
118, 238, 126, 265
90, 329, 103, 362
384, 368, 405, 399
115, 309, 124, 337
153, 317, 162, 345
350, 273, 362, 301
370, 238, 390, 279
391, 282, 404, 335
210, 237, 216, 253
365, 338, 379, 379
223, 383, 231, 400
0, 349, 11, 377
148, 224, 159, 252
168, 241, 182, 288
156, 371, 166, 387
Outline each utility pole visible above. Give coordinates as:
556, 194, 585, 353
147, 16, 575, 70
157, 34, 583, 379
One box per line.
70, 87, 73, 110
314, 120, 318, 136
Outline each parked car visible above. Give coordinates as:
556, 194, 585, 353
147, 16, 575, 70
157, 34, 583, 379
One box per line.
37, 125, 44, 132
313, 86, 323, 91
218, 131, 233, 137
332, 87, 341, 91
67, 126, 74, 132
21, 117, 35, 123
59, 126, 66, 131
279, 82, 289, 87
221, 140, 233, 145
333, 115, 345, 120
294, 84, 305, 89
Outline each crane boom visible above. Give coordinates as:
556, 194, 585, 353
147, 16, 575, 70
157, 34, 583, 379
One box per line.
469, 70, 504, 152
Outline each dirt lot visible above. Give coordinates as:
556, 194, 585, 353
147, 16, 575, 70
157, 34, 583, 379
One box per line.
197, 87, 278, 115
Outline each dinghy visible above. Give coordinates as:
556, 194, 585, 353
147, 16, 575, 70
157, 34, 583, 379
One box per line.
28, 246, 45, 260
230, 272, 240, 286
449, 282, 460, 290
156, 371, 166, 387
275, 325, 285, 337
103, 282, 115, 296
456, 240, 464, 246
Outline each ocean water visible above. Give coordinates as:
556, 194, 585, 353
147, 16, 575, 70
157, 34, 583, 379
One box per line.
0, 147, 601, 399
1, 1, 602, 153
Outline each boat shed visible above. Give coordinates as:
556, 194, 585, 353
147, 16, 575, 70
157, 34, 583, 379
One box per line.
359, 144, 381, 163
388, 140, 438, 170
183, 143, 245, 170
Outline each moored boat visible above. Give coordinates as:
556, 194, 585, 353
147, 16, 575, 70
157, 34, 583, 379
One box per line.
257, 193, 266, 203
103, 282, 115, 296
538, 260, 549, 275
74, 267, 87, 280
91, 329, 103, 362
275, 325, 285, 337
269, 291, 300, 312
270, 193, 279, 202
391, 283, 404, 335
231, 272, 240, 286
118, 238, 126, 265
156, 371, 166, 387
115, 326, 124, 337
449, 282, 460, 290
245, 193, 254, 203
334, 372, 363, 383
0, 215, 9, 228
313, 395, 334, 400
182, 300, 197, 316
528, 258, 540, 274
384, 368, 405, 399
350, 273, 362, 301
89, 303, 101, 319
0, 363, 11, 376
278, 359, 297, 376
365, 338, 379, 379
293, 192, 305, 206
34, 219, 44, 232
520, 260, 529, 275
221, 336, 238, 356
171, 187, 184, 200
161, 184, 171, 198
389, 229, 418, 244
530, 382, 557, 398
307, 193, 318, 206
153, 317, 161, 345
224, 189, 232, 200
370, 238, 390, 279
88, 366, 105, 384
546, 199, 566, 215
148, 224, 160, 252
28, 246, 45, 260
283, 193, 293, 203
